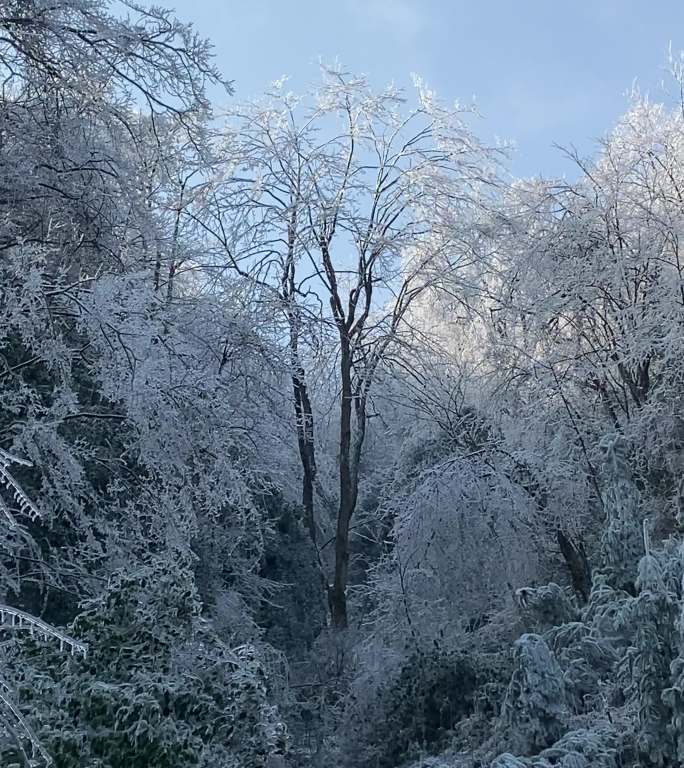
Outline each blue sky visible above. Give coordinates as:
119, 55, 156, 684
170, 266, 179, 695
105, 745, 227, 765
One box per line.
171, 1, 684, 178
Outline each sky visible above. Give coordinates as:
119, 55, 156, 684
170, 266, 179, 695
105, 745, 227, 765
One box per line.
170, 1, 684, 178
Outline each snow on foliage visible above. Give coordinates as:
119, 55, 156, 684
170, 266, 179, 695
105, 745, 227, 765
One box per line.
497, 634, 568, 755
5, 1, 684, 766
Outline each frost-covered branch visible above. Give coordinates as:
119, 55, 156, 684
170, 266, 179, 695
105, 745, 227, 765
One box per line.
0, 605, 86, 658
0, 680, 53, 767
0, 448, 41, 527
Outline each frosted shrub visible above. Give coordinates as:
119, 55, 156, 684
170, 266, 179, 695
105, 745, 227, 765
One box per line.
498, 634, 568, 755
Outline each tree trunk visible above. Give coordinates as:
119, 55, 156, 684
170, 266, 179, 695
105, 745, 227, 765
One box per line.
331, 337, 354, 628
557, 529, 591, 603
292, 371, 317, 544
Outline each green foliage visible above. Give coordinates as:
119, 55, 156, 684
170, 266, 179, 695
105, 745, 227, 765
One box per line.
10, 556, 288, 768
344, 647, 502, 768
256, 496, 327, 654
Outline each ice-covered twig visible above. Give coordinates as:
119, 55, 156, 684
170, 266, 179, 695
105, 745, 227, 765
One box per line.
0, 605, 86, 657
0, 448, 41, 522
0, 680, 53, 766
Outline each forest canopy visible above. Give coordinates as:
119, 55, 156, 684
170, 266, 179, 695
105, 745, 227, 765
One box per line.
1, 2, 684, 767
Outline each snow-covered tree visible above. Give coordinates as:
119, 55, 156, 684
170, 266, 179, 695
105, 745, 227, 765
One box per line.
497, 634, 568, 756
201, 67, 500, 626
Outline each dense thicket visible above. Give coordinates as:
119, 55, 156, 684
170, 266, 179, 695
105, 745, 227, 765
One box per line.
2, 2, 684, 767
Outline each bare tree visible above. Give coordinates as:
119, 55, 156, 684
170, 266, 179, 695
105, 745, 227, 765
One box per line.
199, 67, 497, 626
